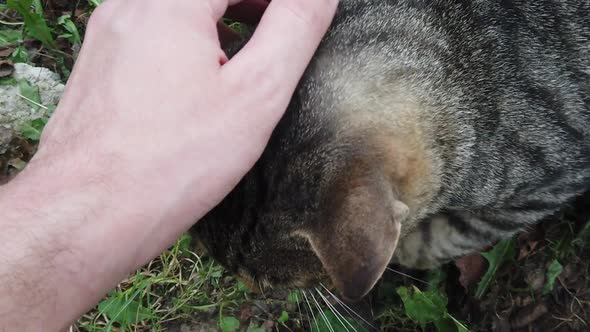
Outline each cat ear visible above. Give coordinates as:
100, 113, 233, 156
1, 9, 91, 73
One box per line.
303, 170, 408, 301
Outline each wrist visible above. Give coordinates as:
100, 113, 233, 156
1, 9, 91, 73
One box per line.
0, 148, 187, 330
0, 151, 125, 330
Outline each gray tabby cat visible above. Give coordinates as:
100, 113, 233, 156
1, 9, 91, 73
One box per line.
192, 0, 590, 301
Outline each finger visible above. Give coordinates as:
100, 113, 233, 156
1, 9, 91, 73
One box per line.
221, 0, 338, 99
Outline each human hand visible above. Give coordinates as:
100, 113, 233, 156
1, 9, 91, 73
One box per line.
0, 0, 337, 329
33, 0, 336, 256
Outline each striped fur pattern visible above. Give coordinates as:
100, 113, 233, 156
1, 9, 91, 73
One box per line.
192, 0, 590, 299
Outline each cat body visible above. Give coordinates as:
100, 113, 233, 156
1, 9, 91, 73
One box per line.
193, 0, 590, 301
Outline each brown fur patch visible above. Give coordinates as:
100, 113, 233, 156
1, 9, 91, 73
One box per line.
333, 87, 442, 236
301, 158, 405, 301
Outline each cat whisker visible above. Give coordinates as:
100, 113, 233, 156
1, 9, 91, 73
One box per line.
257, 280, 268, 299
315, 288, 356, 332
309, 291, 336, 332
385, 266, 429, 284
319, 284, 358, 320
302, 290, 321, 332
298, 291, 313, 330
295, 290, 306, 329
320, 283, 378, 331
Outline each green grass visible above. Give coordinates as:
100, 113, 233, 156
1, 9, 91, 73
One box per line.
74, 234, 257, 331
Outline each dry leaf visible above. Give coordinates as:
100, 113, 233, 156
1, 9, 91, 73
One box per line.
516, 225, 544, 260
455, 253, 487, 290
0, 47, 14, 58
517, 240, 539, 261
510, 301, 548, 329
8, 158, 26, 171
0, 60, 14, 78
239, 305, 252, 323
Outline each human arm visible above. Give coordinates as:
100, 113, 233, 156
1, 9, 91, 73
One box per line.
0, 0, 337, 330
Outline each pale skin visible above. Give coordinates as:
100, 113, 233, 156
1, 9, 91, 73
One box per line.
0, 0, 337, 330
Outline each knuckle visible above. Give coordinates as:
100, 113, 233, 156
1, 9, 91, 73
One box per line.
281, 0, 338, 27
86, 1, 118, 31
85, 0, 146, 38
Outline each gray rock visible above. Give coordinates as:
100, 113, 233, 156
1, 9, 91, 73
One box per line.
0, 63, 64, 153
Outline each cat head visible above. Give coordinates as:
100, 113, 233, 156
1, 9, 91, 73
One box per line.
191, 117, 416, 301
192, 0, 442, 301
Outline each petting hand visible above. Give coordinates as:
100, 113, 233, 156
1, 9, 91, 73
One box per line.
39, 0, 336, 231
0, 0, 337, 330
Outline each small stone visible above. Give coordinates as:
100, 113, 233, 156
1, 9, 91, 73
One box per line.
0, 63, 64, 153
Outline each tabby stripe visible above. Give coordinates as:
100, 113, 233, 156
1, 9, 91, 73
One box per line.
446, 212, 494, 240
504, 199, 561, 212
479, 216, 522, 233
527, 84, 585, 141
421, 223, 432, 244
510, 168, 564, 198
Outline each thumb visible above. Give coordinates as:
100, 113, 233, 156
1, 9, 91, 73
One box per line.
221, 0, 338, 114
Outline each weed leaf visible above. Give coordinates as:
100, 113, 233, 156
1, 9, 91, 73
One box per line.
0, 77, 17, 86
18, 79, 41, 109
287, 290, 301, 304
11, 45, 29, 63
210, 269, 223, 279
0, 29, 22, 46
236, 280, 252, 294
176, 233, 192, 254
278, 310, 289, 324
475, 237, 516, 298
88, 0, 104, 8
98, 294, 154, 326
246, 322, 265, 332
311, 310, 368, 332
247, 328, 265, 332
448, 315, 470, 332
31, 0, 43, 15
397, 286, 469, 332
7, 0, 55, 47
543, 259, 563, 295
17, 78, 50, 141
57, 15, 81, 44
397, 286, 447, 327
427, 268, 447, 292
220, 316, 240, 332
20, 117, 47, 141
573, 222, 590, 248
